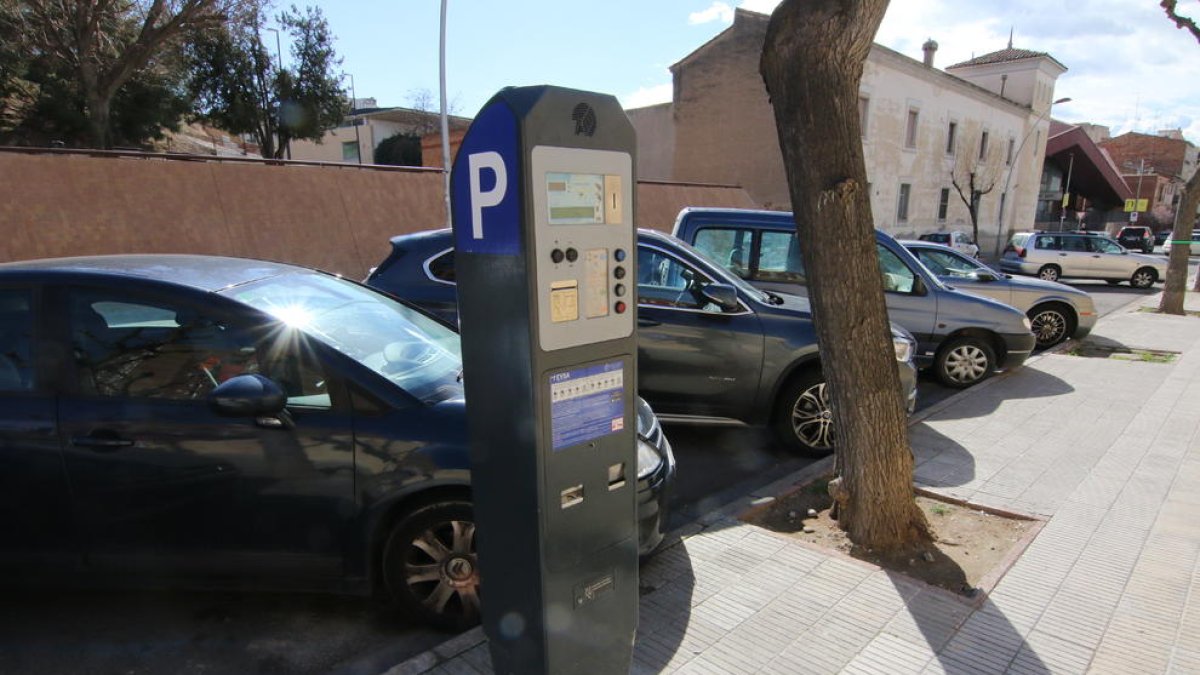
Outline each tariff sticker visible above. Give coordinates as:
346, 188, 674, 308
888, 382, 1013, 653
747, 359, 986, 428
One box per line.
549, 361, 625, 451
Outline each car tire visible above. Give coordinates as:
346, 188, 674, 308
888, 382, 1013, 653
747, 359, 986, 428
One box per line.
773, 370, 835, 456
1131, 267, 1157, 289
933, 336, 995, 389
1037, 265, 1061, 282
382, 501, 481, 632
1027, 303, 1075, 349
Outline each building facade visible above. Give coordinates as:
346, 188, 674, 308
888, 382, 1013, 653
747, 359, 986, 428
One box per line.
1100, 130, 1199, 230
289, 102, 470, 166
629, 9, 1067, 255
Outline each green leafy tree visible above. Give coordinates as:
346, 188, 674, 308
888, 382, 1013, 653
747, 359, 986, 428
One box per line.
186, 4, 346, 159
761, 0, 933, 551
373, 132, 422, 166
16, 0, 257, 148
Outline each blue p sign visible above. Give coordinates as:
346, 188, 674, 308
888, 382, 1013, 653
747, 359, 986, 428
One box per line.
452, 99, 520, 255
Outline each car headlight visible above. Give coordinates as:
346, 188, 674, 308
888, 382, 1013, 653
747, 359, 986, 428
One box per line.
637, 438, 663, 479
893, 336, 915, 363
1022, 317, 1032, 331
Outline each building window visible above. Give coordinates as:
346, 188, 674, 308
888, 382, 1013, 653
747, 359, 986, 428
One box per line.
897, 183, 911, 222
979, 131, 989, 160
858, 96, 870, 137
946, 122, 957, 155
1006, 138, 1015, 166
342, 141, 359, 162
938, 188, 950, 221
905, 109, 919, 148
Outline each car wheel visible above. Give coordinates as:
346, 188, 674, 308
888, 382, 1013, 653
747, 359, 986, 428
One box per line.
1027, 303, 1075, 349
382, 501, 481, 631
773, 370, 834, 456
1130, 267, 1157, 289
934, 337, 995, 389
1037, 264, 1061, 282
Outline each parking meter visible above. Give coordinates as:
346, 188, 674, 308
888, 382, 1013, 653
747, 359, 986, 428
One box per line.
450, 86, 638, 674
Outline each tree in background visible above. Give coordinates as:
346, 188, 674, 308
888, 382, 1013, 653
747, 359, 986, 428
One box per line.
761, 0, 932, 551
16, 0, 253, 148
950, 131, 1004, 247
186, 4, 346, 159
1160, 0, 1200, 307
373, 132, 422, 166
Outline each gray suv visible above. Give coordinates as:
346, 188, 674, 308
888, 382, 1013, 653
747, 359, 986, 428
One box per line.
1000, 231, 1167, 288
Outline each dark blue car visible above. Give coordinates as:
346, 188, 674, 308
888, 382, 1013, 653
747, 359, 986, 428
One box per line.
367, 229, 920, 455
0, 255, 673, 631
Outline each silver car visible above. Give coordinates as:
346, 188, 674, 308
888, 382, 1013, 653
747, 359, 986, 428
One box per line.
904, 240, 1097, 348
999, 231, 1167, 289
1163, 230, 1200, 256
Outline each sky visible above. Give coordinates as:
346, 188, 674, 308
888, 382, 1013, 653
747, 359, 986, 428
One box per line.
304, 0, 1199, 144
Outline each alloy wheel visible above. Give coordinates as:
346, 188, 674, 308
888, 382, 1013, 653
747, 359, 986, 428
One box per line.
404, 519, 480, 623
1132, 270, 1155, 289
1030, 309, 1067, 348
790, 381, 834, 451
1038, 266, 1059, 282
943, 344, 990, 384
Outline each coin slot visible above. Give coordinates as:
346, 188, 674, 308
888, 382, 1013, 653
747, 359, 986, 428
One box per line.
560, 484, 584, 509
607, 463, 626, 491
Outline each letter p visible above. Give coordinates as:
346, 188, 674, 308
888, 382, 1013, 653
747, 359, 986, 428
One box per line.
468, 151, 507, 240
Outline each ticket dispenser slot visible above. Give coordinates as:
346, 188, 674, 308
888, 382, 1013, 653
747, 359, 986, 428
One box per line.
450, 86, 638, 675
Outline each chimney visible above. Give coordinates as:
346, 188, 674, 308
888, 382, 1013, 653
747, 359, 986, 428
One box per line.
922, 38, 938, 67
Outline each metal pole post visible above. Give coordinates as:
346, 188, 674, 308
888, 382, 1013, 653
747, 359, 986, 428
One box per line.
994, 97, 1070, 257
349, 74, 362, 164
439, 0, 452, 229
1135, 159, 1146, 222
1060, 152, 1074, 230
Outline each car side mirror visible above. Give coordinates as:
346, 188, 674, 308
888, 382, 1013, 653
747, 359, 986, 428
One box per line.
699, 283, 740, 312
209, 374, 287, 417
974, 271, 998, 282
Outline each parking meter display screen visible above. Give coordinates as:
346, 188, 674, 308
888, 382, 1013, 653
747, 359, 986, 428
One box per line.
546, 172, 605, 224
549, 360, 625, 451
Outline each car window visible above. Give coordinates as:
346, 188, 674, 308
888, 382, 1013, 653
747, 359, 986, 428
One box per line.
637, 246, 712, 311
914, 248, 979, 278
1034, 235, 1060, 250
427, 250, 456, 283
227, 273, 461, 405
923, 233, 949, 244
692, 227, 754, 279
1090, 238, 1123, 254
877, 244, 916, 294
755, 231, 806, 284
70, 290, 262, 401
1062, 236, 1090, 252
0, 289, 35, 392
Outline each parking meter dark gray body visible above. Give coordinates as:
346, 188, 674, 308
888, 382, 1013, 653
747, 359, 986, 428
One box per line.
449, 86, 638, 674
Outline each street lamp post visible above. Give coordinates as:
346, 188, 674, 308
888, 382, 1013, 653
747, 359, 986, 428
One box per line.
994, 96, 1071, 258
439, 0, 452, 229
348, 73, 362, 164
1059, 152, 1074, 231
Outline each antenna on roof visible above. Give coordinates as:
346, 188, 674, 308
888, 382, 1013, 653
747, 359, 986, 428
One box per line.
1008, 27, 1013, 49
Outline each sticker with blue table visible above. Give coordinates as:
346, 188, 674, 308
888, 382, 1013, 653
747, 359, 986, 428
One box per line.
549, 360, 626, 451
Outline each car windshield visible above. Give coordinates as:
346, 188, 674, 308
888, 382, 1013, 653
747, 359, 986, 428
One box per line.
225, 272, 463, 404
659, 234, 773, 302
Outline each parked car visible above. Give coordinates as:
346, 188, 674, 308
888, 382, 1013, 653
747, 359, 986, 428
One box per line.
901, 240, 1097, 348
1154, 229, 1172, 247
1115, 225, 1155, 253
1000, 231, 1168, 288
366, 228, 920, 454
917, 230, 980, 258
1163, 230, 1200, 256
669, 208, 1036, 389
0, 254, 674, 631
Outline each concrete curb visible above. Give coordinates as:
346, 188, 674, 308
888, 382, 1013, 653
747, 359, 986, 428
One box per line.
376, 285, 1162, 675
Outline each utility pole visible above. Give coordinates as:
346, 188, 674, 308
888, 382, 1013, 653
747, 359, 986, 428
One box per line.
1059, 152, 1074, 231
349, 73, 362, 164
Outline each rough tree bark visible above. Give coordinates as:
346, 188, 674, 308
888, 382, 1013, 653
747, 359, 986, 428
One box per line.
761, 0, 931, 551
1160, 0, 1200, 306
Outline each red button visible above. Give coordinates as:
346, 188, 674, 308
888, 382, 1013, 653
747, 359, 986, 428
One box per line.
615, 301, 626, 314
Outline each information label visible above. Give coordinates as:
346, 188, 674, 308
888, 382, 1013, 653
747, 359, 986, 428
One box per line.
549, 361, 625, 451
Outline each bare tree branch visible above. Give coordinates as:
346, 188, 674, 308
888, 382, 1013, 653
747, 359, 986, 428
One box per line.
1162, 0, 1200, 43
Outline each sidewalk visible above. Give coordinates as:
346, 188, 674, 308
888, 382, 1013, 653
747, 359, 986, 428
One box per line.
395, 291, 1200, 675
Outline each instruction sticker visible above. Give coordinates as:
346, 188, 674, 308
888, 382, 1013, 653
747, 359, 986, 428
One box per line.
549, 280, 579, 323
549, 361, 625, 451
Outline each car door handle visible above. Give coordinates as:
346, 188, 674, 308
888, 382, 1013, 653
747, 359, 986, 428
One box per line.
71, 433, 135, 451
1058, 253, 1068, 256
637, 318, 661, 327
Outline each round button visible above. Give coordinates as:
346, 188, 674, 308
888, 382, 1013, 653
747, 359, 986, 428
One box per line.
613, 265, 626, 279
614, 283, 626, 297
614, 301, 627, 314
614, 248, 626, 262
551, 249, 565, 263
565, 248, 578, 263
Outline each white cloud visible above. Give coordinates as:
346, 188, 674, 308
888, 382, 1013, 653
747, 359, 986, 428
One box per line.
689, 2, 734, 25
738, 0, 781, 15
621, 83, 674, 110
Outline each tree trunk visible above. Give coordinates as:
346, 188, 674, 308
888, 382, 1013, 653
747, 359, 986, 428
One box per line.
761, 0, 931, 552
85, 91, 113, 149
1162, 169, 1200, 311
